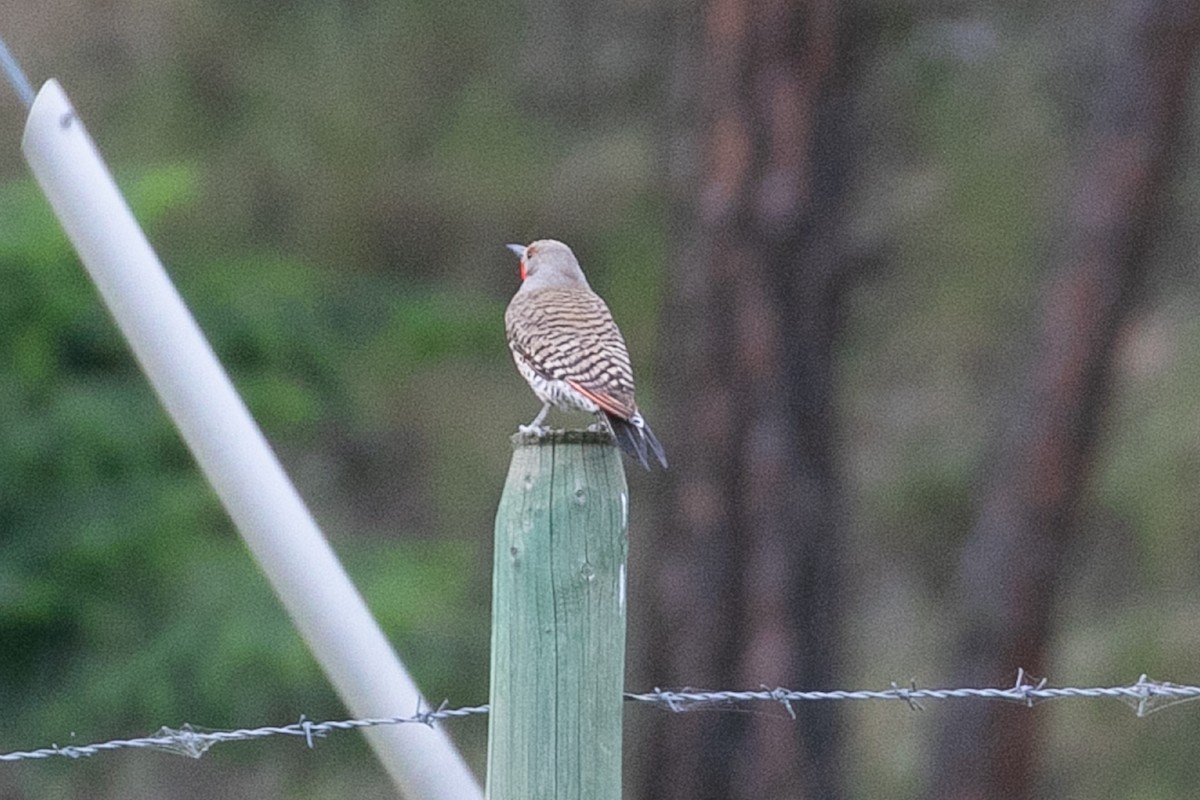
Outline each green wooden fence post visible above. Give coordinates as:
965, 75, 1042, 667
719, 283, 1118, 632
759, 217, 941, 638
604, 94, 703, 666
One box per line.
486, 429, 629, 800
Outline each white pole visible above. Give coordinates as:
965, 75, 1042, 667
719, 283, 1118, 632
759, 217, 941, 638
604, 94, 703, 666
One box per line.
20, 80, 482, 800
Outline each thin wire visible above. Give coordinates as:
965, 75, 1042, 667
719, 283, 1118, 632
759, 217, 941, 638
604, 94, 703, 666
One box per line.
0, 35, 34, 110
2, 674, 1199, 763
0, 705, 492, 763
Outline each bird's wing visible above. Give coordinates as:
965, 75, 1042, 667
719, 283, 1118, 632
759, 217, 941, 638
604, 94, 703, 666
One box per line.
506, 288, 638, 419
566, 379, 635, 420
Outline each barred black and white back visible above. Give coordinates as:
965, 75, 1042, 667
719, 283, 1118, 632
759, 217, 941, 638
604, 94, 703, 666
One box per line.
505, 240, 667, 470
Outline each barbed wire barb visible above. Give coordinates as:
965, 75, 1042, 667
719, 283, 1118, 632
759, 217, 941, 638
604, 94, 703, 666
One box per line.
1118, 674, 1200, 718
416, 699, 451, 728
890, 680, 924, 712
766, 686, 797, 720
1003, 667, 1049, 708
149, 724, 215, 759
298, 715, 320, 750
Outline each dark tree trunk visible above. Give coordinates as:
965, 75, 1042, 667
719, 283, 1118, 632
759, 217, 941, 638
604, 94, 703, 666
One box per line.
931, 3, 1200, 799
637, 2, 869, 798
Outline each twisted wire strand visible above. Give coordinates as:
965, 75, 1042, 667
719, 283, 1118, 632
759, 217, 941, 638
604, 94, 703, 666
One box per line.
2, 673, 1197, 763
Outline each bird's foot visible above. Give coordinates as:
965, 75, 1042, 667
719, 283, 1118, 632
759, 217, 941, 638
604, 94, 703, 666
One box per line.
586, 421, 609, 434
518, 423, 550, 437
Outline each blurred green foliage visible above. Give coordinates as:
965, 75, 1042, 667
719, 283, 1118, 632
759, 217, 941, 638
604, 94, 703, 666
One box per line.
0, 166, 490, 778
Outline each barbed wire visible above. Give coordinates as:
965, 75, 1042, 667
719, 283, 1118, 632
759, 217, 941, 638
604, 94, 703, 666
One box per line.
3, 671, 1198, 764
0, 702, 490, 763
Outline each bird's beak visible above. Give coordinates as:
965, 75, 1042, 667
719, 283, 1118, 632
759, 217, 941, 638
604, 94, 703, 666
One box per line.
506, 243, 528, 281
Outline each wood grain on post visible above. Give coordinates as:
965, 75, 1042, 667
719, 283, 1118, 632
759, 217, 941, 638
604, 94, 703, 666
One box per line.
486, 430, 629, 800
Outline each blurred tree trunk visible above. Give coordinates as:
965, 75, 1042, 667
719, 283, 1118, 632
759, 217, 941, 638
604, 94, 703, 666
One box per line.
931, 3, 1200, 799
636, 2, 870, 798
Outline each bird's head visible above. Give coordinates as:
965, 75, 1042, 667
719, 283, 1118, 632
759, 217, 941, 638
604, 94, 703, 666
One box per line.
506, 240, 590, 290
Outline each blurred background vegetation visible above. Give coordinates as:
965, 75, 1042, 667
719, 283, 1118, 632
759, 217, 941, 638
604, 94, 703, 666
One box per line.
2, 1, 1200, 798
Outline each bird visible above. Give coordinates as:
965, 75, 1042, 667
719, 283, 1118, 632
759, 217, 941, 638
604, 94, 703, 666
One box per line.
504, 239, 667, 470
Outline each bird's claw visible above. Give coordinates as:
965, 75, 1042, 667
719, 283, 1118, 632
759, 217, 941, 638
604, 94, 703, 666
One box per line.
518, 423, 549, 437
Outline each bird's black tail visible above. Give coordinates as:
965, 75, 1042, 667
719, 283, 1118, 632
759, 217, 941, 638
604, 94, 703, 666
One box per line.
606, 412, 667, 470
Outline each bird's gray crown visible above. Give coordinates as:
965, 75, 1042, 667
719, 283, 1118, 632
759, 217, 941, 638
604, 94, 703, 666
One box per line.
510, 239, 591, 291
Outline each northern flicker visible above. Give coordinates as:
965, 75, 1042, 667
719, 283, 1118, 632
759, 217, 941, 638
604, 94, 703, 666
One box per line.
505, 239, 667, 470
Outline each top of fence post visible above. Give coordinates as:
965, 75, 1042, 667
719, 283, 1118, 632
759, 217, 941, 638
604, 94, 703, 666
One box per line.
487, 428, 629, 800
